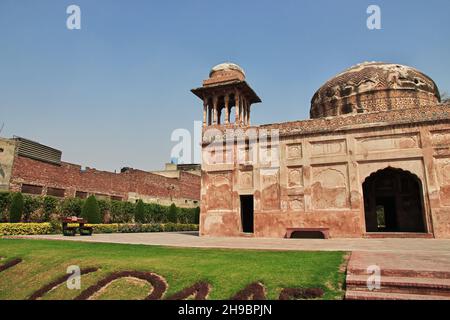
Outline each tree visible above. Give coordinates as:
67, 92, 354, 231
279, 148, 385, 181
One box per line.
42, 196, 58, 221
167, 203, 178, 223
81, 195, 101, 224
9, 192, 24, 223
134, 200, 145, 223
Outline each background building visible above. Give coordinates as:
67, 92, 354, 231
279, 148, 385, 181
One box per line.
0, 136, 200, 208
195, 62, 450, 239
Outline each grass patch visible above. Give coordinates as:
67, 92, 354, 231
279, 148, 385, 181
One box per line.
0, 239, 347, 300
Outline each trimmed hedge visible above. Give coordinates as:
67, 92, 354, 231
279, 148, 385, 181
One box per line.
167, 203, 178, 223
0, 222, 198, 236
81, 196, 102, 224
90, 223, 199, 234
0, 191, 199, 224
0, 223, 53, 236
90, 224, 119, 234
9, 193, 24, 223
134, 200, 145, 223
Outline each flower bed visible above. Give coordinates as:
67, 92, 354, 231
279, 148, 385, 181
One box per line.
0, 222, 199, 236
0, 223, 53, 236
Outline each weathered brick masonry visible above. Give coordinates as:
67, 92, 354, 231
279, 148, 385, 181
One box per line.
0, 138, 200, 207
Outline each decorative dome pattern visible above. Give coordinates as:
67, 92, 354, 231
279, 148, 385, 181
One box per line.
310, 62, 441, 119
209, 62, 246, 78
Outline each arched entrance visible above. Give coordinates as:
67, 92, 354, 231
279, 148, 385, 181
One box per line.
363, 168, 426, 233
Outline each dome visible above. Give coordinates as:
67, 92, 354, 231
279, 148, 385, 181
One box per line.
209, 62, 246, 79
310, 62, 441, 119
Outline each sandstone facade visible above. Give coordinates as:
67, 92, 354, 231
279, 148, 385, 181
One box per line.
193, 62, 450, 238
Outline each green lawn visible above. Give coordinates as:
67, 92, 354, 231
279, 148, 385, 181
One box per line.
0, 239, 347, 300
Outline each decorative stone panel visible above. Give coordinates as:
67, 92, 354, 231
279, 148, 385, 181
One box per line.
311, 164, 350, 210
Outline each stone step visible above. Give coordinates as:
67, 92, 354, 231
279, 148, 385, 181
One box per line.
345, 290, 450, 300
364, 232, 434, 239
347, 267, 450, 279
346, 274, 450, 296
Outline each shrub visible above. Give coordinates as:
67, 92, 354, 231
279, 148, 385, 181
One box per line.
42, 196, 58, 221
118, 223, 142, 233
89, 224, 119, 234
23, 195, 42, 222
110, 200, 134, 223
0, 192, 12, 222
81, 196, 101, 224
60, 197, 83, 217
0, 222, 53, 235
141, 223, 164, 232
9, 193, 24, 223
144, 203, 167, 223
97, 199, 110, 222
167, 203, 178, 223
0, 191, 200, 224
0, 222, 198, 235
135, 200, 145, 223
163, 222, 198, 232
116, 223, 198, 233
178, 207, 200, 224
49, 217, 62, 234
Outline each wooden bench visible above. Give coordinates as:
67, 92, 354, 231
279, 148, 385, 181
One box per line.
285, 228, 330, 239
62, 217, 93, 236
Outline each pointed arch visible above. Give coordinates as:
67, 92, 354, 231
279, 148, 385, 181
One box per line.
362, 167, 426, 233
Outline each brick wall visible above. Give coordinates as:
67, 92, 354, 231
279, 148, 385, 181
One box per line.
9, 156, 200, 205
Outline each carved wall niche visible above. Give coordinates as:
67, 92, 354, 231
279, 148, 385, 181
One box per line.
287, 166, 304, 188
311, 164, 350, 210
260, 169, 280, 210
286, 143, 302, 159
239, 171, 253, 189
356, 134, 420, 154
288, 195, 305, 211
436, 158, 450, 206
311, 139, 347, 157
207, 173, 233, 210
431, 130, 450, 147
260, 145, 280, 167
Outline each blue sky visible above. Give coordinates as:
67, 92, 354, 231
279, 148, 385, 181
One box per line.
1, 0, 449, 171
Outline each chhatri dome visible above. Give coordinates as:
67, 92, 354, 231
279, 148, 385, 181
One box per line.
209, 62, 246, 79
191, 62, 260, 127
310, 62, 441, 119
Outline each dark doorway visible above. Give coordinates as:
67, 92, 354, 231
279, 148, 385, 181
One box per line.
375, 196, 397, 231
363, 168, 426, 233
290, 231, 326, 239
240, 195, 254, 233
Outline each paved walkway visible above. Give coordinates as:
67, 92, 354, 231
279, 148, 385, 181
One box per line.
13, 232, 450, 254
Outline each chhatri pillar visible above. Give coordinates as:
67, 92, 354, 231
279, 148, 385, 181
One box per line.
191, 62, 261, 128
